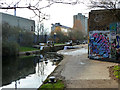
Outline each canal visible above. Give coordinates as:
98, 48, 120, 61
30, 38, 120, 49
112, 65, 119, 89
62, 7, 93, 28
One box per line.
1, 52, 63, 89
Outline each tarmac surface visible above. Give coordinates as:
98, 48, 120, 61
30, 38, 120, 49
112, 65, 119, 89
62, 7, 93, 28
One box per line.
51, 44, 119, 89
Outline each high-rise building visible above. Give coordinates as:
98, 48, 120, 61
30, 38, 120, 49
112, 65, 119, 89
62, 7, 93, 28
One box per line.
73, 13, 88, 35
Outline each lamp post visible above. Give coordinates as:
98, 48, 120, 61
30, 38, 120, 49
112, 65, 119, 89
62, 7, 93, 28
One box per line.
19, 30, 22, 45
54, 33, 56, 44
44, 34, 47, 43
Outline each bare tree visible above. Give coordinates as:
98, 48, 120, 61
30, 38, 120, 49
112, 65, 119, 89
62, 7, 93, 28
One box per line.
89, 0, 120, 21
89, 0, 120, 9
0, 0, 80, 20
0, 0, 82, 43
0, 0, 81, 28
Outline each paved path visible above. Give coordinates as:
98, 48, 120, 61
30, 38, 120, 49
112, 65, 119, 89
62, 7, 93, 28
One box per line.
51, 44, 119, 88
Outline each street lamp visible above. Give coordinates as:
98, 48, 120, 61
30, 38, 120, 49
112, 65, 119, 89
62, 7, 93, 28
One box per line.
44, 34, 47, 43
19, 30, 22, 45
84, 35, 86, 40
54, 33, 56, 44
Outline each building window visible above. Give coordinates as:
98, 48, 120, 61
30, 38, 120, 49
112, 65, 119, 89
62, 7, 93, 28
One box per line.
31, 26, 34, 31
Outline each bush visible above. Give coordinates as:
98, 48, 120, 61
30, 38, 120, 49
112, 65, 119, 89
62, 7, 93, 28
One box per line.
39, 80, 64, 89
2, 41, 19, 57
50, 31, 69, 43
68, 29, 86, 42
113, 65, 120, 79
2, 23, 35, 57
20, 31, 34, 47
2, 23, 19, 42
2, 23, 34, 47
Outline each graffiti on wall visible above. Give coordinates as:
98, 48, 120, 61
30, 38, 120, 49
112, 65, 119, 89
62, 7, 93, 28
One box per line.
89, 31, 110, 59
110, 23, 117, 31
116, 22, 120, 49
109, 32, 116, 58
109, 23, 117, 58
116, 36, 120, 48
117, 23, 120, 34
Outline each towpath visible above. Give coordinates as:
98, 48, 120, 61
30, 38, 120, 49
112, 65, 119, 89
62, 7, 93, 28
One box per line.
51, 44, 119, 89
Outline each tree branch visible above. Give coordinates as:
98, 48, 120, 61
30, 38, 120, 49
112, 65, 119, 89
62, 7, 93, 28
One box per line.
0, 0, 80, 23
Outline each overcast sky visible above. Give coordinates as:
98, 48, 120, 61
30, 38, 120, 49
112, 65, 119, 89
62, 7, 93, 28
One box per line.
0, 0, 91, 32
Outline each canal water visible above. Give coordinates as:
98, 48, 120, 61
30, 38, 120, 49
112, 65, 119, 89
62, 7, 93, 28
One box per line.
1, 53, 62, 89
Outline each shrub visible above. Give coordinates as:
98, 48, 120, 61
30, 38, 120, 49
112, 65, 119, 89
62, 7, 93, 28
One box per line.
39, 80, 64, 89
2, 23, 34, 47
113, 65, 120, 79
20, 31, 34, 47
50, 31, 69, 43
2, 41, 19, 57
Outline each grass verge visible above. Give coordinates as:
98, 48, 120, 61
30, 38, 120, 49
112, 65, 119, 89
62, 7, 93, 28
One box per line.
38, 79, 64, 89
113, 65, 120, 79
19, 46, 39, 52
19, 55, 34, 59
54, 43, 66, 46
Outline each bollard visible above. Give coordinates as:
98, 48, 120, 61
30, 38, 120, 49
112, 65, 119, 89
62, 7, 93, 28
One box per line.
49, 76, 56, 83
45, 61, 48, 65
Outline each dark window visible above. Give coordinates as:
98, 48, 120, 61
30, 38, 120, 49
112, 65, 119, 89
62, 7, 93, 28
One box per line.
31, 26, 34, 31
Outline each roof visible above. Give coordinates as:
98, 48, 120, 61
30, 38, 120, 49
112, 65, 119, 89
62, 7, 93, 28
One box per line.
52, 23, 72, 29
0, 12, 35, 22
90, 9, 120, 13
73, 13, 88, 19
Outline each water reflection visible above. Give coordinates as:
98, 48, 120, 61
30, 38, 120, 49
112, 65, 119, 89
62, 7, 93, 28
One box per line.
2, 56, 35, 86
1, 53, 61, 89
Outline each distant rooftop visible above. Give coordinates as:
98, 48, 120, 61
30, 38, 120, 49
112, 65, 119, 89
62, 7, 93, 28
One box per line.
0, 12, 34, 21
73, 13, 88, 18
52, 23, 71, 29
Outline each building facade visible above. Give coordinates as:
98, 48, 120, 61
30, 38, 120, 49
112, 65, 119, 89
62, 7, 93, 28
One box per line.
51, 23, 72, 36
1, 12, 35, 32
1, 12, 35, 46
73, 13, 88, 35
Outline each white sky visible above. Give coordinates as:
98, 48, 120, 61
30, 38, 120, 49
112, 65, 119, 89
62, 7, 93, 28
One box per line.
0, 0, 91, 33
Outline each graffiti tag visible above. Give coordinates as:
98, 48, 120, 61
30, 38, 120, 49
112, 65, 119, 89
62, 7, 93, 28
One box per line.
89, 32, 110, 58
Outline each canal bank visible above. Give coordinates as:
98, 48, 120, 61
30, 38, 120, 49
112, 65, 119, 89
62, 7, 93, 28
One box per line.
1, 51, 64, 89
44, 44, 119, 89
1, 44, 77, 89
19, 44, 71, 56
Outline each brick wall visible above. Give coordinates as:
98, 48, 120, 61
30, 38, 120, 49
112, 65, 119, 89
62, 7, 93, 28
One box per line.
88, 9, 120, 31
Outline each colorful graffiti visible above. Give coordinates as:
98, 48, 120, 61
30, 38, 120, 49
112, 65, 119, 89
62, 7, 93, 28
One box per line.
110, 23, 117, 32
88, 23, 120, 59
109, 23, 118, 59
109, 23, 116, 58
117, 23, 120, 34
110, 35, 116, 59
89, 31, 110, 59
116, 36, 120, 48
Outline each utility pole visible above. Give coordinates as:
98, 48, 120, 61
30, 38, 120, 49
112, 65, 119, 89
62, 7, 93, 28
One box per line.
14, 4, 16, 16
